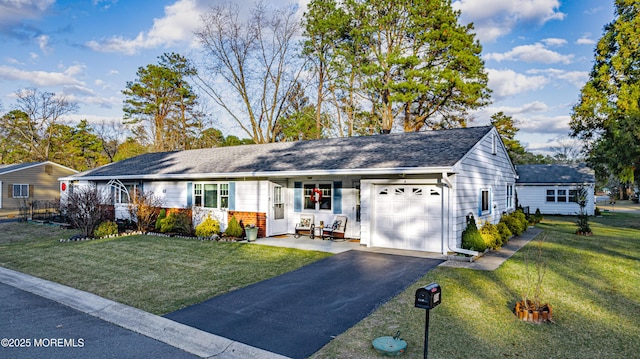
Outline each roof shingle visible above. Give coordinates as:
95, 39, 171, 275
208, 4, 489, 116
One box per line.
72, 126, 493, 179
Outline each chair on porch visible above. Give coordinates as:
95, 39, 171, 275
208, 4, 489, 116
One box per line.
294, 213, 315, 239
322, 215, 348, 241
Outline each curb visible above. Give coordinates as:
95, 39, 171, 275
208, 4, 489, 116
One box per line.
0, 267, 290, 359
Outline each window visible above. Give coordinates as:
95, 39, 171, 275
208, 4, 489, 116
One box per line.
220, 183, 229, 208
546, 190, 556, 202
304, 183, 332, 210
193, 182, 229, 209
506, 184, 514, 209
115, 184, 138, 204
481, 189, 490, 212
12, 184, 29, 198
568, 190, 578, 203
557, 189, 567, 203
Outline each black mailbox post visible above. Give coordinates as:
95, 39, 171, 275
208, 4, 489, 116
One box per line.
415, 283, 441, 359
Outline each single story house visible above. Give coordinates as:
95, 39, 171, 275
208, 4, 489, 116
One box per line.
61, 126, 517, 254
515, 164, 596, 216
0, 161, 78, 218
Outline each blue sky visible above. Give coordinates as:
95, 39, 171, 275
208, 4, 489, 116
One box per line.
0, 0, 615, 154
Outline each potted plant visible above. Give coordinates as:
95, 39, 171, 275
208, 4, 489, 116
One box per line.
245, 223, 258, 242
514, 233, 554, 323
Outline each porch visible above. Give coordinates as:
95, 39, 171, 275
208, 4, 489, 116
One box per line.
251, 235, 448, 260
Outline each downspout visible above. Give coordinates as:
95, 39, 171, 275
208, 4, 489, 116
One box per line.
442, 172, 480, 257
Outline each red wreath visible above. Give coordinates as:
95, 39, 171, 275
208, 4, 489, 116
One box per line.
310, 188, 323, 203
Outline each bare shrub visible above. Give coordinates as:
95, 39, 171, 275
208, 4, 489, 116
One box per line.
62, 185, 109, 237
127, 190, 164, 232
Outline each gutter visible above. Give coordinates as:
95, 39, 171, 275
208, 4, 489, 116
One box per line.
441, 172, 480, 259
59, 166, 455, 182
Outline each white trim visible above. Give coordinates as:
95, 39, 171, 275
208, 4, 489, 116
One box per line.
60, 166, 455, 182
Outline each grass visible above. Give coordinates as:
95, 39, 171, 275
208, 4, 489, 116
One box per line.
2, 213, 639, 358
311, 211, 640, 358
0, 222, 331, 315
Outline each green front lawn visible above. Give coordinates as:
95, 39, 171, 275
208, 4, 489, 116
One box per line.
312, 212, 640, 358
0, 222, 331, 315
2, 212, 639, 358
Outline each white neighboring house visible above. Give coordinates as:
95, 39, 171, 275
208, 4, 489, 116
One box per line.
515, 164, 596, 216
60, 126, 517, 254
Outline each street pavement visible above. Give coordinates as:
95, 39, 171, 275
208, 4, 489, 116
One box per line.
0, 281, 197, 359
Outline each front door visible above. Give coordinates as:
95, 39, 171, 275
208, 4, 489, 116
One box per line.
269, 182, 287, 235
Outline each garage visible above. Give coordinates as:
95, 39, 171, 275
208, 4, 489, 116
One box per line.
372, 184, 443, 252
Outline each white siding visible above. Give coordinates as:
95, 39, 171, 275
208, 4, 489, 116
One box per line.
451, 128, 517, 248
516, 184, 595, 215
235, 180, 269, 213
144, 181, 188, 208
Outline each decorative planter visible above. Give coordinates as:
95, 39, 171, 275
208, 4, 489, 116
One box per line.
245, 227, 258, 242
514, 301, 553, 324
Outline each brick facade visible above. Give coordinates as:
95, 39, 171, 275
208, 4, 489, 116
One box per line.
228, 211, 267, 238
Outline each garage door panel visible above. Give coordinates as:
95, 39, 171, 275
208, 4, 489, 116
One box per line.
373, 184, 443, 252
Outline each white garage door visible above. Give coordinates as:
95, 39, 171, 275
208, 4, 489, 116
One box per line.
372, 185, 443, 252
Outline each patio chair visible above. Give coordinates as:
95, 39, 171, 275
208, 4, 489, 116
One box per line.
294, 213, 315, 239
322, 215, 348, 241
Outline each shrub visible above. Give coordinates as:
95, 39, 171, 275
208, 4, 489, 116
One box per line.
496, 222, 512, 246
94, 221, 118, 238
195, 214, 220, 238
534, 208, 543, 223
502, 210, 528, 236
159, 210, 192, 235
462, 216, 486, 252
155, 208, 166, 231
62, 185, 109, 237
225, 216, 243, 238
127, 190, 164, 232
480, 221, 501, 250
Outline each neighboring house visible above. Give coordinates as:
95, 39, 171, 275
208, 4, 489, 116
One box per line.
515, 164, 596, 216
61, 126, 517, 254
0, 161, 78, 218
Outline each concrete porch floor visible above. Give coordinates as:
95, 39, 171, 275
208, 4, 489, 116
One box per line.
250, 235, 449, 260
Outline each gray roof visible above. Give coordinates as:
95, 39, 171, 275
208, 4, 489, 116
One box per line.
71, 126, 493, 179
0, 162, 46, 175
516, 164, 595, 184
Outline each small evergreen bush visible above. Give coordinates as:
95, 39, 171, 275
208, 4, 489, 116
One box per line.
225, 216, 243, 238
155, 208, 166, 231
496, 222, 512, 246
462, 216, 486, 251
94, 220, 118, 238
502, 211, 527, 236
195, 214, 220, 238
480, 221, 501, 249
159, 211, 192, 235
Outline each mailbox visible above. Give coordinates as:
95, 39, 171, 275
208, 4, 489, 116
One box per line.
415, 283, 441, 310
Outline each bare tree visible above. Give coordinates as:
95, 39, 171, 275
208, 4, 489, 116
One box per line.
549, 137, 584, 163
94, 120, 127, 162
62, 185, 109, 237
194, 2, 305, 143
14, 87, 79, 160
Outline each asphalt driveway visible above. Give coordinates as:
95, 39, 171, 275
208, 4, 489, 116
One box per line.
165, 250, 443, 359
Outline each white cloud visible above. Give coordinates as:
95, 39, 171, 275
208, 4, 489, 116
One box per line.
527, 68, 589, 87
487, 68, 548, 98
452, 0, 565, 42
541, 38, 566, 47
518, 114, 570, 133
576, 34, 596, 45
0, 0, 54, 31
485, 43, 573, 64
37, 34, 53, 55
85, 0, 203, 55
0, 64, 85, 87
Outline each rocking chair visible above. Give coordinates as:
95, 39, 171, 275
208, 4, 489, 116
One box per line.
322, 215, 348, 241
294, 213, 315, 239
